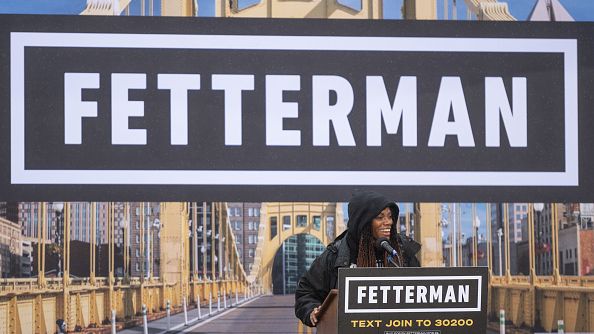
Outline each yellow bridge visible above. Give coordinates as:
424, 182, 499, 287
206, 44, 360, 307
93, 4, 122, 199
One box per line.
2, 0, 593, 333
1, 202, 593, 333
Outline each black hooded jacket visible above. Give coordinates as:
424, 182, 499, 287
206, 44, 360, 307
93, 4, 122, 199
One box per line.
294, 191, 421, 327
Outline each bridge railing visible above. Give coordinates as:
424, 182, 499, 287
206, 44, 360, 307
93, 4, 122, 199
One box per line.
0, 277, 37, 293
559, 275, 594, 287
490, 274, 594, 332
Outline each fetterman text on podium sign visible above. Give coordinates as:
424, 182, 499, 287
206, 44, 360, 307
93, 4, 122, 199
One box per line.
337, 267, 488, 334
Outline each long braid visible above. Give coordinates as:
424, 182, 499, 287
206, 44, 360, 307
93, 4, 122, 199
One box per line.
356, 227, 391, 267
356, 228, 375, 267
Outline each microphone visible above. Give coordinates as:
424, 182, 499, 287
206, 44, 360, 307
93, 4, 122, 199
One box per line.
375, 237, 397, 257
375, 237, 401, 267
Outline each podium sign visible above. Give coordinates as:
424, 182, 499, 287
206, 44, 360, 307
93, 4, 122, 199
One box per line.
338, 267, 488, 334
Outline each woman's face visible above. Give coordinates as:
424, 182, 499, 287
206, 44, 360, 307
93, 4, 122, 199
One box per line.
371, 207, 392, 239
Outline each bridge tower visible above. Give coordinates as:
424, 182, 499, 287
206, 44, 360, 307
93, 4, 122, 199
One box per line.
414, 203, 443, 267
159, 202, 190, 307
250, 203, 344, 293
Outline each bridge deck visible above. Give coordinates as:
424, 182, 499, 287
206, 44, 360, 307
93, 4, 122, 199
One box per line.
119, 294, 301, 334
118, 294, 502, 334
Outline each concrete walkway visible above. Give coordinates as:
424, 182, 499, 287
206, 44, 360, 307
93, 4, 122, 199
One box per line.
118, 294, 265, 334
179, 295, 299, 334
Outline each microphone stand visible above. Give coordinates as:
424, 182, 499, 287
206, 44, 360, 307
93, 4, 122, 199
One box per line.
387, 253, 401, 267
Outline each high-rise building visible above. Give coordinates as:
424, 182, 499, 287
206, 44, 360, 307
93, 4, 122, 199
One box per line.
19, 202, 57, 243
488, 203, 528, 275
227, 203, 261, 274
490, 203, 505, 275
534, 203, 566, 275
273, 234, 325, 295
0, 217, 22, 278
19, 202, 125, 246
128, 202, 161, 278
509, 203, 528, 243
188, 202, 231, 280
68, 202, 102, 243
489, 203, 528, 243
559, 224, 580, 275
0, 202, 18, 223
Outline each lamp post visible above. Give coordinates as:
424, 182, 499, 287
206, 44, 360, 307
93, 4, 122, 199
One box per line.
53, 202, 64, 278
497, 228, 503, 276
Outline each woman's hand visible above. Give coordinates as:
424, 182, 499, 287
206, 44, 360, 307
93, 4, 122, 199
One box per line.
309, 306, 321, 326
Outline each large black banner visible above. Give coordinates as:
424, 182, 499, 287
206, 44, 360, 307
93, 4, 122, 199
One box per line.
338, 267, 488, 334
1, 15, 593, 201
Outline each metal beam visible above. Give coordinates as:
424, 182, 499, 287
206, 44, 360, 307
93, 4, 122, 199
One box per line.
504, 203, 511, 280
403, 0, 437, 20
38, 203, 46, 288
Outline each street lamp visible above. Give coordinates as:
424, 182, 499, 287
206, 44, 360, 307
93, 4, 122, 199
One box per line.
497, 228, 503, 276
52, 202, 64, 278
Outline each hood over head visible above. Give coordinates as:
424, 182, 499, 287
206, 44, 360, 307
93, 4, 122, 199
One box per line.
346, 190, 400, 264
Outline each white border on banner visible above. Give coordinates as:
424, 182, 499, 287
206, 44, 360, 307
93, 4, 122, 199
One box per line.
10, 33, 578, 186
343, 275, 482, 313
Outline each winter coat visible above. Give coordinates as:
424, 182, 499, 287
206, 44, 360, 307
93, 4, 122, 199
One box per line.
294, 191, 421, 327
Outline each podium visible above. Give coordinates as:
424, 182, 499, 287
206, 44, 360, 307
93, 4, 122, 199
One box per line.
321, 267, 488, 334
316, 289, 338, 334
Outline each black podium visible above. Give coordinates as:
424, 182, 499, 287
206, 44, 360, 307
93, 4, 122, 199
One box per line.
333, 267, 488, 334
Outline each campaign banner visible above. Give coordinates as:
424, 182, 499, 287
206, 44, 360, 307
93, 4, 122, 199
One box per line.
338, 267, 488, 334
1, 15, 594, 201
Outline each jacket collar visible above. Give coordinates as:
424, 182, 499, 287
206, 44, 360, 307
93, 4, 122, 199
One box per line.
334, 235, 351, 268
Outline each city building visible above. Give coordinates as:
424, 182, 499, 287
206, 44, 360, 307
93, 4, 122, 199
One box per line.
557, 203, 594, 276
272, 233, 325, 294
509, 204, 528, 243
559, 224, 580, 275
188, 202, 234, 280
20, 202, 126, 246
490, 203, 505, 275
0, 217, 22, 277
0, 202, 18, 223
535, 203, 567, 275
19, 239, 33, 277
227, 203, 261, 274
397, 202, 415, 238
19, 202, 57, 243
72, 202, 126, 247
489, 203, 528, 275
69, 202, 110, 244
489, 203, 528, 243
460, 236, 489, 268
129, 202, 161, 278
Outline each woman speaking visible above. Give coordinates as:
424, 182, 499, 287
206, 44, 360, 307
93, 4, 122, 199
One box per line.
294, 191, 421, 327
